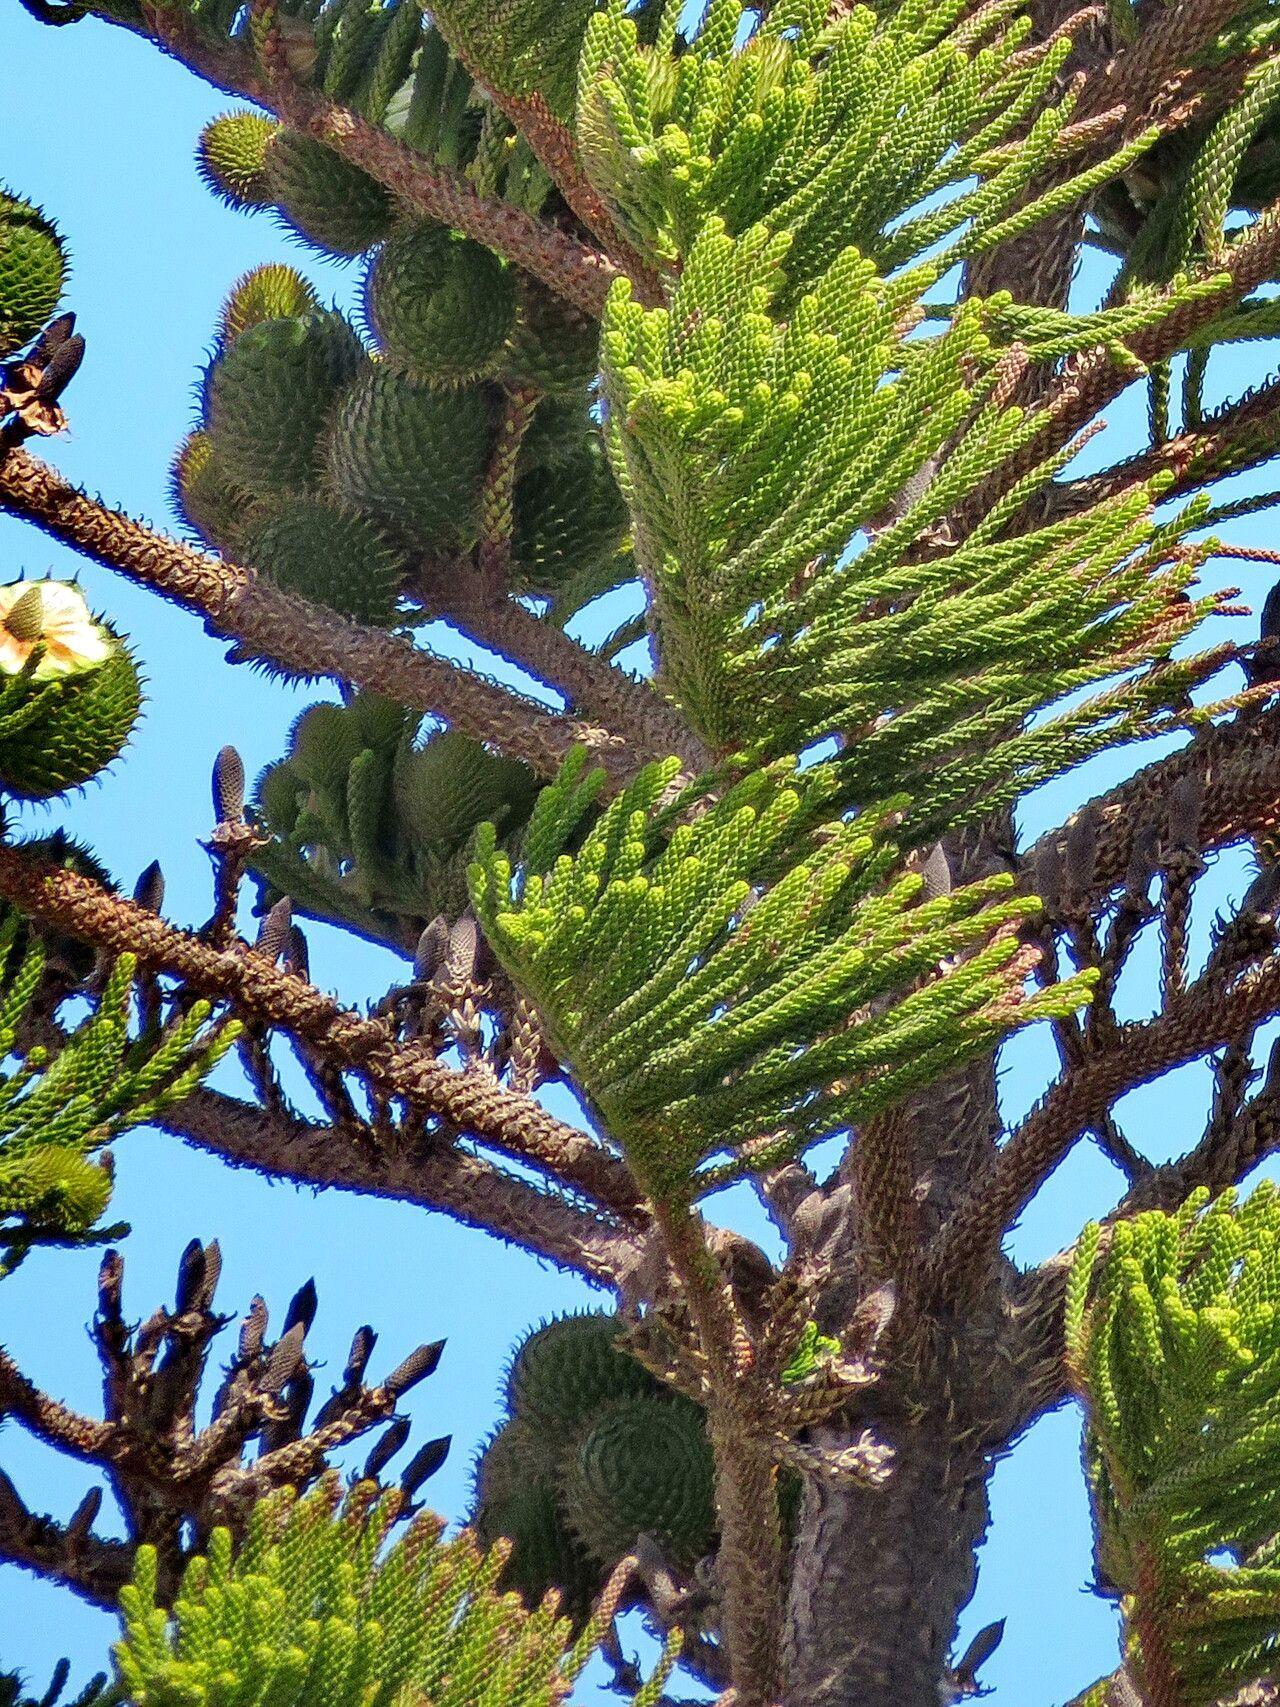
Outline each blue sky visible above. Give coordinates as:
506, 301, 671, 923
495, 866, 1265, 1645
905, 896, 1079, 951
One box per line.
0, 6, 1278, 1702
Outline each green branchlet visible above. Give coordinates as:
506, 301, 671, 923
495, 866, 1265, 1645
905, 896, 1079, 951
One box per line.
1069, 1187, 1280, 1706
114, 1474, 675, 1707
470, 750, 1095, 1193
600, 222, 1240, 838
0, 912, 239, 1276
0, 188, 67, 362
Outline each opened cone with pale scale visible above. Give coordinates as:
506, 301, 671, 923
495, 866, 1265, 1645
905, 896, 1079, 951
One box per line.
0, 582, 142, 799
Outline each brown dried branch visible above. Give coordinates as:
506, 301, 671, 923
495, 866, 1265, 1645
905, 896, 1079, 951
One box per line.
0, 840, 646, 1219
1075, 0, 1247, 130
0, 1349, 116, 1463
0, 1470, 132, 1609
929, 953, 1280, 1300
158, 1085, 640, 1289
847, 1106, 921, 1287
0, 1241, 448, 1608
0, 443, 640, 786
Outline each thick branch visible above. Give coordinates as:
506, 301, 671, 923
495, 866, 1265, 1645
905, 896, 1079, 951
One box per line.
0, 444, 638, 785
0, 842, 646, 1220
653, 1201, 784, 1707
1075, 0, 1247, 132
429, 580, 706, 771
929, 954, 1280, 1297
0, 1349, 116, 1463
159, 1086, 638, 1288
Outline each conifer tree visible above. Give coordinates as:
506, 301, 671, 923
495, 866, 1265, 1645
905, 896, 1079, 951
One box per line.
12, 0, 1280, 1702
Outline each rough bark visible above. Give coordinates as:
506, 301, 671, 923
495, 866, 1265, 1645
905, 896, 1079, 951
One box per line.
783, 1418, 991, 1707
782, 1058, 1012, 1707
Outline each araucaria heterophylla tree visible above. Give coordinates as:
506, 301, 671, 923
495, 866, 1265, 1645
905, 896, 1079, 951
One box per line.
9, 0, 1280, 1702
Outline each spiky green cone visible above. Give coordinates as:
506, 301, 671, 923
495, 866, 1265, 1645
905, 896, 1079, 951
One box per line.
558, 1394, 717, 1570
219, 264, 319, 345
502, 278, 600, 397
506, 1312, 660, 1431
252, 699, 539, 951
473, 1422, 601, 1618
266, 694, 413, 806
0, 584, 142, 800
197, 112, 279, 210
325, 366, 489, 549
7, 1144, 114, 1244
512, 446, 629, 592
364, 224, 516, 382
520, 398, 596, 467
169, 432, 262, 555
0, 190, 67, 361
207, 311, 366, 499
244, 497, 406, 626
265, 131, 394, 257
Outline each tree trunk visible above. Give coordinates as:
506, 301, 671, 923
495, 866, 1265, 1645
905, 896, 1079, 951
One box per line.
783, 1413, 991, 1707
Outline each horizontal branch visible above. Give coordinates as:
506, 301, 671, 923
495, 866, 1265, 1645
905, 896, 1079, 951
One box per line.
0, 1348, 116, 1464
0, 444, 638, 785
294, 97, 631, 319
0, 841, 647, 1220
928, 953, 1280, 1299
159, 1086, 638, 1289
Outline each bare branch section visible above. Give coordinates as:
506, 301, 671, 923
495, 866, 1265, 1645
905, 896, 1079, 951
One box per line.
159, 1086, 638, 1288
421, 570, 707, 772
930, 954, 1280, 1297
1021, 707, 1280, 918
0, 841, 645, 1219
0, 444, 639, 784
0, 1240, 452, 1608
1005, 1058, 1280, 1433
146, 6, 630, 317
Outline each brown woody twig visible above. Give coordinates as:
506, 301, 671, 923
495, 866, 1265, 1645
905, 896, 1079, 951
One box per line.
0, 443, 640, 786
